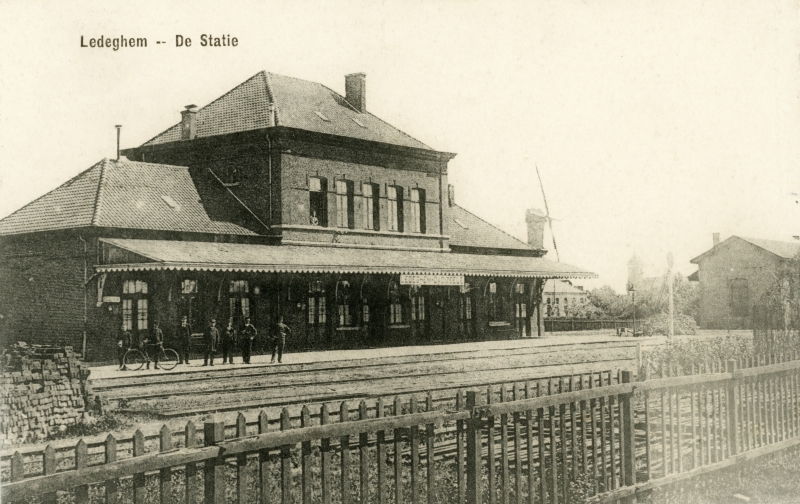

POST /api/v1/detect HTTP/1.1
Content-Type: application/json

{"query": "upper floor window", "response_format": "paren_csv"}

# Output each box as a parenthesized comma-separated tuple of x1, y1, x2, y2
(335, 180, 355, 229)
(309, 177, 328, 227)
(387, 186, 404, 232)
(362, 183, 380, 231)
(409, 188, 426, 233)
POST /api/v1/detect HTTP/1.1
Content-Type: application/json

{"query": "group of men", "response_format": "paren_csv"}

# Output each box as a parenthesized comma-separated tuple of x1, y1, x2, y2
(117, 315, 292, 371)
(177, 315, 291, 367)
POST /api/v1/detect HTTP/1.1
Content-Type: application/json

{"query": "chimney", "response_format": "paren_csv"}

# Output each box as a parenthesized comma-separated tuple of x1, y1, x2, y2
(115, 125, 122, 161)
(525, 208, 547, 249)
(181, 104, 198, 140)
(447, 184, 455, 207)
(345, 73, 366, 113)
(267, 103, 276, 127)
(713, 232, 720, 247)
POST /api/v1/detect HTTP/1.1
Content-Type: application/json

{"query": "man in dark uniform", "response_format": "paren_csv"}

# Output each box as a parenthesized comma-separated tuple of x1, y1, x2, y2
(240, 317, 257, 364)
(221, 318, 237, 364)
(146, 321, 165, 370)
(271, 316, 291, 364)
(117, 330, 131, 370)
(203, 318, 220, 366)
(177, 316, 192, 364)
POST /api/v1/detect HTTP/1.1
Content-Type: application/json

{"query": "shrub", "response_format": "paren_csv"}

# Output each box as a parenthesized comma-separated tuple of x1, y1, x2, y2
(641, 313, 698, 337)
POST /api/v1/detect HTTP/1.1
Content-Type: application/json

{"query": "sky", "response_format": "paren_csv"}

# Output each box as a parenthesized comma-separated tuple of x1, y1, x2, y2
(1, 0, 798, 292)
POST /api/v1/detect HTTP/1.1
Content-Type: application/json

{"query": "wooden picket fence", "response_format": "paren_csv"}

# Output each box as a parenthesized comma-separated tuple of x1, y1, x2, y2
(1, 353, 799, 503)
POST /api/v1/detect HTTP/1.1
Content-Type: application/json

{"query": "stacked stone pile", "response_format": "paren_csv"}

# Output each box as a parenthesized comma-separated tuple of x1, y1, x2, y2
(0, 345, 93, 443)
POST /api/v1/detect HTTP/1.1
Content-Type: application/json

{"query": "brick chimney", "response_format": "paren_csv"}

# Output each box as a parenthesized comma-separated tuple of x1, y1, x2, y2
(526, 208, 547, 249)
(713, 232, 720, 247)
(345, 73, 366, 113)
(181, 104, 198, 140)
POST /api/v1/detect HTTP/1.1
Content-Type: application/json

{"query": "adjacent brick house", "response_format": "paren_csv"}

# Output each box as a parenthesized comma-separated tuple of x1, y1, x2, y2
(689, 235, 800, 329)
(0, 71, 595, 360)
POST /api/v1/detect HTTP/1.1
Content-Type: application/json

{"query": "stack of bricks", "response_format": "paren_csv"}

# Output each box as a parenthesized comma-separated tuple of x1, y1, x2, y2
(0, 345, 93, 443)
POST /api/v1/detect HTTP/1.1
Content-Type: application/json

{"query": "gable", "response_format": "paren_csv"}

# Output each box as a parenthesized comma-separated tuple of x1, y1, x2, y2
(691, 236, 800, 264)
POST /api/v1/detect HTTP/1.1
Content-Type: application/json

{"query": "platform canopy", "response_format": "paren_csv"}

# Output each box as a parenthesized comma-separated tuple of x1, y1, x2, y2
(96, 238, 597, 279)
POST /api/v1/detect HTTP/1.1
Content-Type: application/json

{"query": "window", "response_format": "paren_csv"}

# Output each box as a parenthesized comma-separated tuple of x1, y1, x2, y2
(488, 280, 502, 322)
(411, 287, 425, 321)
(229, 280, 250, 328)
(308, 280, 327, 325)
(409, 188, 426, 233)
(362, 300, 370, 324)
(731, 278, 750, 315)
(309, 177, 328, 227)
(513, 282, 528, 336)
(337, 280, 355, 326)
(362, 183, 380, 231)
(459, 283, 474, 335)
(122, 280, 148, 331)
(336, 180, 355, 229)
(389, 281, 403, 324)
(387, 186, 404, 232)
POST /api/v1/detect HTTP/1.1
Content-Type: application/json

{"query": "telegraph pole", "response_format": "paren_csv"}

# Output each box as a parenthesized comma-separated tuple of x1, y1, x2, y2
(668, 252, 674, 339)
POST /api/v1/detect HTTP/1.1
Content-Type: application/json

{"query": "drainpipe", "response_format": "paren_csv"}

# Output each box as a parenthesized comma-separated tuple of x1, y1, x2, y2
(78, 235, 88, 358)
(438, 165, 444, 250)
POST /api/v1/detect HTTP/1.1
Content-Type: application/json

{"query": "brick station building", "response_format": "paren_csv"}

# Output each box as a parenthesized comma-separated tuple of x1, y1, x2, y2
(0, 71, 594, 361)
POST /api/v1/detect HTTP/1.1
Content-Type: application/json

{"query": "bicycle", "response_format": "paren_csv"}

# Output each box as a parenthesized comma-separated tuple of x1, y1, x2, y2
(123, 342, 179, 371)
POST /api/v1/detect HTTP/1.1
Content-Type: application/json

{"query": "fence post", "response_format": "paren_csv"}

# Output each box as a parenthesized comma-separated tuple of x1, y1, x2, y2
(204, 420, 226, 504)
(620, 371, 636, 504)
(466, 390, 484, 504)
(727, 360, 739, 457)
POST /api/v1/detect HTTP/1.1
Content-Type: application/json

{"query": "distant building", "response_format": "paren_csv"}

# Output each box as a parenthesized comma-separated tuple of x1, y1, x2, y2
(543, 279, 587, 317)
(689, 234, 800, 329)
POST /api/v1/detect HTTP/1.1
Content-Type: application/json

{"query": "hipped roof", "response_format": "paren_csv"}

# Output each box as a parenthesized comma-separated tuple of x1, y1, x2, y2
(142, 72, 431, 150)
(97, 238, 597, 279)
(0, 158, 255, 237)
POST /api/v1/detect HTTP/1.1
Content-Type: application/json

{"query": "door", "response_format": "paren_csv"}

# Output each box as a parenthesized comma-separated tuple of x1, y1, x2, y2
(121, 279, 149, 347)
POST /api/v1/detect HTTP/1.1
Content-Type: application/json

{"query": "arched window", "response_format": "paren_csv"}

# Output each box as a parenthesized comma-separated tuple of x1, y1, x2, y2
(337, 280, 355, 326)
(308, 280, 327, 326)
(389, 280, 403, 324)
(731, 278, 750, 315)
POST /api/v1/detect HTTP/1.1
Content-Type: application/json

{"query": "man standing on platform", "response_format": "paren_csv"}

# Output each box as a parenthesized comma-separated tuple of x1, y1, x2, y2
(177, 316, 192, 365)
(221, 318, 237, 364)
(203, 318, 220, 366)
(271, 316, 291, 364)
(241, 317, 257, 364)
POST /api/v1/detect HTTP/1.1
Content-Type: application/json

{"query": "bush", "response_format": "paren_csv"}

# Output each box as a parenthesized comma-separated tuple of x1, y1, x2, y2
(641, 313, 698, 337)
(641, 334, 753, 377)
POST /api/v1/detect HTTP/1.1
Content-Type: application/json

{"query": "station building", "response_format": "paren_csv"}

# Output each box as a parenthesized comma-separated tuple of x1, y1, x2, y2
(0, 71, 594, 360)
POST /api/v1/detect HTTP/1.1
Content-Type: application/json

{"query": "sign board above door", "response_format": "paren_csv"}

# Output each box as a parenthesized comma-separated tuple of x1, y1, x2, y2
(399, 274, 465, 287)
